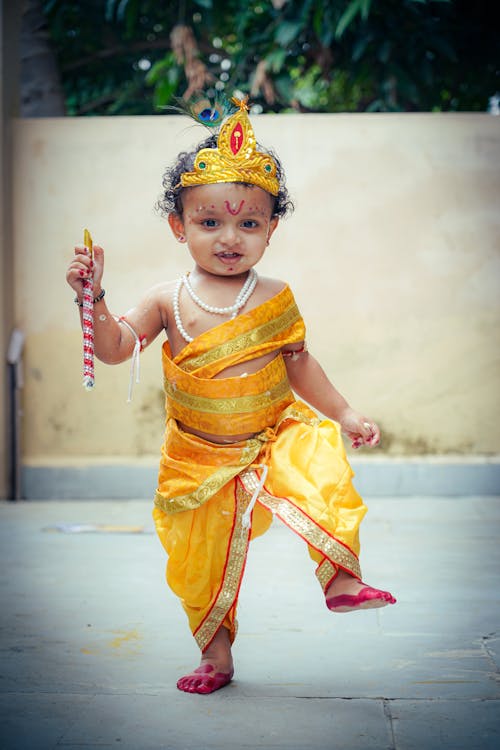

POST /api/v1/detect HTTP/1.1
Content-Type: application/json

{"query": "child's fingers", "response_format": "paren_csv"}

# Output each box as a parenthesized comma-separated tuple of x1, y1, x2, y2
(351, 420, 380, 449)
(74, 244, 91, 257)
(342, 414, 380, 449)
(67, 242, 101, 294)
(91, 245, 104, 266)
(73, 249, 92, 270)
(66, 252, 93, 290)
(69, 259, 92, 276)
(89, 245, 104, 285)
(72, 241, 99, 272)
(74, 243, 101, 260)
(360, 420, 373, 439)
(66, 269, 91, 291)
(369, 424, 381, 446)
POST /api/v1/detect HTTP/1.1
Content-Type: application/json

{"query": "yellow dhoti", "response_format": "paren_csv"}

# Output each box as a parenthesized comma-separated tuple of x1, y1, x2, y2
(153, 286, 366, 651)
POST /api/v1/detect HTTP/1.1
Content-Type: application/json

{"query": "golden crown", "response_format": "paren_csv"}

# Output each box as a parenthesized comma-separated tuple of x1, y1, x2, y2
(180, 97, 279, 196)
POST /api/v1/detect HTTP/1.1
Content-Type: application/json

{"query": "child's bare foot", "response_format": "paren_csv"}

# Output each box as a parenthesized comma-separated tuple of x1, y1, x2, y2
(325, 570, 396, 613)
(177, 626, 234, 694)
(176, 663, 234, 694)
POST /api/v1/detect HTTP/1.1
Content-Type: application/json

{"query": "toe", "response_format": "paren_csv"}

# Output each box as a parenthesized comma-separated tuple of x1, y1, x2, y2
(176, 676, 190, 692)
(177, 674, 199, 692)
(177, 665, 233, 694)
(196, 678, 214, 694)
(176, 668, 216, 694)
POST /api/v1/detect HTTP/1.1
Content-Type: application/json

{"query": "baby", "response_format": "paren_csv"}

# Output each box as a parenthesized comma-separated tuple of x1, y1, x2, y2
(66, 97, 395, 695)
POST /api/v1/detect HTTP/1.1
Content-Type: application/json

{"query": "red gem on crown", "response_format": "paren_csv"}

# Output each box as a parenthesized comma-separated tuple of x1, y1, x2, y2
(230, 123, 243, 155)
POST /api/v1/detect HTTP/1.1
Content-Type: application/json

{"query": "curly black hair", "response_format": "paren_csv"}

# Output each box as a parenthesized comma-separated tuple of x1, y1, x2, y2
(156, 133, 294, 218)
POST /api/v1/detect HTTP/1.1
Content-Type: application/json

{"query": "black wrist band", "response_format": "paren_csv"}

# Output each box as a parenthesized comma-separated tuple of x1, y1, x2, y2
(74, 288, 105, 307)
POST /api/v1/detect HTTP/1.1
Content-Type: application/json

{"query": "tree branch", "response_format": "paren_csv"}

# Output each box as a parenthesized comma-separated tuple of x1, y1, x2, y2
(62, 38, 171, 72)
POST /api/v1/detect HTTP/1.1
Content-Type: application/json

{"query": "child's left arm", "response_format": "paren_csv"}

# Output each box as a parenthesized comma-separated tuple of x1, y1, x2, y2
(283, 348, 380, 449)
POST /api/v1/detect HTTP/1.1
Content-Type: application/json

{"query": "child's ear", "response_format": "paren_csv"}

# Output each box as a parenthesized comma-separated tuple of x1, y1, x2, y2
(168, 212, 185, 242)
(267, 216, 279, 244)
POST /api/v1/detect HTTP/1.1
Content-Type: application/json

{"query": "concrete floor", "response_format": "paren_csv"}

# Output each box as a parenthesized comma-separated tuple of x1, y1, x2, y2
(0, 495, 499, 750)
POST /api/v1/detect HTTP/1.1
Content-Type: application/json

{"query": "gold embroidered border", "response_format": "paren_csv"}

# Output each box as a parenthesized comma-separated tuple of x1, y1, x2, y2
(316, 558, 339, 593)
(164, 375, 292, 415)
(154, 438, 262, 514)
(194, 483, 251, 651)
(180, 303, 303, 373)
(274, 405, 320, 431)
(240, 472, 361, 579)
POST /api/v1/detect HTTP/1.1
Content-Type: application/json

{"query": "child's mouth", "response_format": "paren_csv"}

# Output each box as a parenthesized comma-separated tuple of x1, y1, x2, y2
(216, 252, 242, 264)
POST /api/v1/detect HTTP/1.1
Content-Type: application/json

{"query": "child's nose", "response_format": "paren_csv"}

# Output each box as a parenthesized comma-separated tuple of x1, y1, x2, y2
(220, 224, 238, 244)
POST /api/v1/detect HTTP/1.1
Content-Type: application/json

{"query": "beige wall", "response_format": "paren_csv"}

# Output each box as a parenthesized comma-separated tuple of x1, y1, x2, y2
(12, 113, 500, 467)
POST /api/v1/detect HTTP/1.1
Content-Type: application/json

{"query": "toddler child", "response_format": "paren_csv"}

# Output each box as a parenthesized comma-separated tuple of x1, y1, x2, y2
(66, 97, 396, 695)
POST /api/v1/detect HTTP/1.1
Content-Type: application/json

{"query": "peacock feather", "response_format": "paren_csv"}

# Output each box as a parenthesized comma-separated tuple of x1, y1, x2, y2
(166, 92, 237, 130)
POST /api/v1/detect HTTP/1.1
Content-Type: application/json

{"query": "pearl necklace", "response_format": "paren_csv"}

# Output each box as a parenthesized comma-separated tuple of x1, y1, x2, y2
(173, 270, 258, 343)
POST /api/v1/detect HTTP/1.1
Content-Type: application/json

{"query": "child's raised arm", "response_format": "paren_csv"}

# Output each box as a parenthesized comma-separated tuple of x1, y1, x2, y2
(283, 348, 380, 449)
(66, 243, 167, 364)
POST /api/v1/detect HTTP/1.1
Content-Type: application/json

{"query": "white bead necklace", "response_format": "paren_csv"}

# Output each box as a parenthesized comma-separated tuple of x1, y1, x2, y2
(173, 270, 258, 344)
(183, 270, 257, 316)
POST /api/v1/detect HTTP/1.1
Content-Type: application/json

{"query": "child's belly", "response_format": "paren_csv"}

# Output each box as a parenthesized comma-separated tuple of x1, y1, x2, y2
(212, 351, 278, 379)
(178, 423, 261, 444)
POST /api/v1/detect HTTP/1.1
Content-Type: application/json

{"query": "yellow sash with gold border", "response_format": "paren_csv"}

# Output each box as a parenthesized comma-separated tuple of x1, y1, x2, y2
(162, 284, 305, 437)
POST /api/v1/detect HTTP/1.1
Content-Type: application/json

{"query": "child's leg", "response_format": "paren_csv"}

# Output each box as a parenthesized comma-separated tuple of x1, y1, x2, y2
(176, 624, 234, 694)
(153, 482, 273, 694)
(254, 417, 396, 613)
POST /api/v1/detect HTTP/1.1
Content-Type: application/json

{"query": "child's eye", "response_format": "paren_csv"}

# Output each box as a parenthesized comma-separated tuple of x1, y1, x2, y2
(241, 220, 258, 229)
(202, 218, 218, 228)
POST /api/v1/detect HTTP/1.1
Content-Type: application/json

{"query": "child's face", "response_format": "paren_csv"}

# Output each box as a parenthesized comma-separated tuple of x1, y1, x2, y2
(168, 183, 279, 276)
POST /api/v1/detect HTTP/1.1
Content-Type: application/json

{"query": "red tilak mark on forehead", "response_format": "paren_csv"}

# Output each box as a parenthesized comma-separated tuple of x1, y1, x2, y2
(224, 200, 245, 215)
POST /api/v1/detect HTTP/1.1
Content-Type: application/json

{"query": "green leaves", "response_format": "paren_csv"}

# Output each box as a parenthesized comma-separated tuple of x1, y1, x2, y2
(335, 0, 372, 40)
(43, 0, 497, 115)
(265, 48, 287, 74)
(274, 20, 302, 47)
(145, 53, 180, 108)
